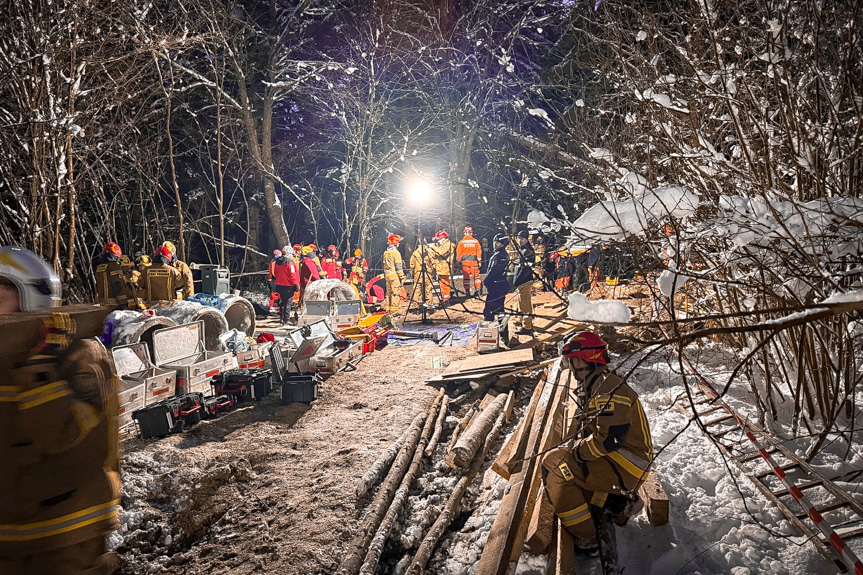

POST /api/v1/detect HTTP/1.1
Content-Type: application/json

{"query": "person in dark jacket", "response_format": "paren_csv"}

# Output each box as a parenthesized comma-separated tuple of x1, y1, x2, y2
(512, 230, 536, 335)
(483, 234, 511, 322)
(272, 248, 300, 324)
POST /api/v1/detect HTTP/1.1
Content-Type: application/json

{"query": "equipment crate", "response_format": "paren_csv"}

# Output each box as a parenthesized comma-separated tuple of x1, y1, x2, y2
(132, 397, 184, 439)
(152, 321, 234, 396)
(212, 368, 273, 402)
(112, 343, 177, 406)
(279, 372, 322, 404)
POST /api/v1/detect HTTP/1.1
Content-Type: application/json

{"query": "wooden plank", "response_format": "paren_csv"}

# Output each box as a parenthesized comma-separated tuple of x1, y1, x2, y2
(553, 520, 575, 575)
(637, 472, 669, 526)
(524, 368, 570, 554)
(503, 390, 515, 423)
(476, 360, 562, 575)
(492, 374, 546, 480)
(442, 348, 535, 376)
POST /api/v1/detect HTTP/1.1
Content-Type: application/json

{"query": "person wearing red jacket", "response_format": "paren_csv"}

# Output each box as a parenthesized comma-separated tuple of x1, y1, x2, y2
(299, 246, 321, 305)
(321, 245, 341, 280)
(272, 250, 300, 324)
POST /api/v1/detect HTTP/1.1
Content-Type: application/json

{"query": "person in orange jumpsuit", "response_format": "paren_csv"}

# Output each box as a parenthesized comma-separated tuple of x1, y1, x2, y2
(456, 226, 482, 296)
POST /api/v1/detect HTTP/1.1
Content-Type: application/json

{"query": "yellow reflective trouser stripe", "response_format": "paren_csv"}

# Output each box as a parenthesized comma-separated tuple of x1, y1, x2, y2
(17, 381, 72, 410)
(558, 503, 591, 527)
(609, 449, 650, 479)
(0, 499, 119, 542)
(0, 385, 20, 402)
(590, 491, 609, 507)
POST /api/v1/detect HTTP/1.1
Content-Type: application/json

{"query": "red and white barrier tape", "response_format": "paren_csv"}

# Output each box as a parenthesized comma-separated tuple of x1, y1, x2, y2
(678, 353, 863, 575)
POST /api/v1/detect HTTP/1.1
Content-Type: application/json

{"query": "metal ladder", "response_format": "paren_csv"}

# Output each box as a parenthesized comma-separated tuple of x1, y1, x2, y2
(675, 355, 863, 575)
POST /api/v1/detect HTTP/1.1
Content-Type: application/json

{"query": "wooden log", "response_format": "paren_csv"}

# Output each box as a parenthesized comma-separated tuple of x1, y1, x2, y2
(475, 360, 562, 575)
(337, 389, 444, 575)
(356, 423, 412, 499)
(406, 406, 509, 574)
(491, 374, 547, 480)
(446, 400, 479, 455)
(359, 389, 445, 575)
(447, 394, 507, 469)
(424, 394, 450, 457)
(638, 472, 669, 526)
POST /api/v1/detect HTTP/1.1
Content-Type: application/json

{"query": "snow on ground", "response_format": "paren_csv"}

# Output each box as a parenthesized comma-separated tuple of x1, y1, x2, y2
(567, 292, 632, 323)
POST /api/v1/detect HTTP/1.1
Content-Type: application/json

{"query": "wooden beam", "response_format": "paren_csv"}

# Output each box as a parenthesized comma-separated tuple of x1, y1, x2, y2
(492, 373, 547, 480)
(476, 360, 562, 575)
(638, 472, 669, 526)
(553, 521, 575, 575)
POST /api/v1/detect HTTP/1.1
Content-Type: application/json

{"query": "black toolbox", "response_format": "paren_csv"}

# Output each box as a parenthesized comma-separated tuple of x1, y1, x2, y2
(132, 396, 184, 439)
(279, 372, 323, 404)
(212, 368, 273, 402)
(201, 394, 234, 418)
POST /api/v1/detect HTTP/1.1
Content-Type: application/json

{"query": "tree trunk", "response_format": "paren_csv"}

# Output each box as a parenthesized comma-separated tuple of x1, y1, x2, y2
(447, 393, 506, 469)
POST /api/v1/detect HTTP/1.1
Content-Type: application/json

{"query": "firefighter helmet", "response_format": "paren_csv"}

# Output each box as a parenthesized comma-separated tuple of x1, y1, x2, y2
(162, 241, 177, 255)
(328, 244, 337, 252)
(0, 246, 62, 311)
(308, 243, 318, 251)
(388, 234, 403, 245)
(103, 242, 122, 259)
(434, 230, 448, 241)
(354, 249, 363, 257)
(135, 254, 152, 266)
(301, 246, 314, 256)
(293, 243, 302, 251)
(561, 331, 609, 365)
(463, 226, 473, 236)
(493, 233, 510, 247)
(273, 249, 282, 257)
(155, 245, 173, 263)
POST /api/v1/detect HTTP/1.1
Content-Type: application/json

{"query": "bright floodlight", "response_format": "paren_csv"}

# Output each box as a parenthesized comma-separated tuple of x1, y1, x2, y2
(407, 180, 432, 206)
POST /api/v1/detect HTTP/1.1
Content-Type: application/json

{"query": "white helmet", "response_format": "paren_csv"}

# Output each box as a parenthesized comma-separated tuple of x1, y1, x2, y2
(0, 246, 62, 310)
(282, 246, 295, 257)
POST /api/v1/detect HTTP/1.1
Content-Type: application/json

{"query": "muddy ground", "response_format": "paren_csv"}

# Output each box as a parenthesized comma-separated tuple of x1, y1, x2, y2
(114, 293, 558, 574)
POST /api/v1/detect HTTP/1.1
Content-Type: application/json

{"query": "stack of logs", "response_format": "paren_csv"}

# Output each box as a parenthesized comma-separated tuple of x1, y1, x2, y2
(338, 385, 516, 575)
(477, 358, 669, 575)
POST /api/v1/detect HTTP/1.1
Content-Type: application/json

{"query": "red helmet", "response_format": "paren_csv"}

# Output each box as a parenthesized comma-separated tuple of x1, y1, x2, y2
(308, 243, 318, 251)
(293, 243, 302, 251)
(561, 331, 609, 365)
(435, 230, 448, 240)
(328, 244, 337, 251)
(388, 234, 403, 245)
(103, 242, 122, 258)
(463, 226, 473, 236)
(273, 249, 282, 257)
(155, 245, 173, 261)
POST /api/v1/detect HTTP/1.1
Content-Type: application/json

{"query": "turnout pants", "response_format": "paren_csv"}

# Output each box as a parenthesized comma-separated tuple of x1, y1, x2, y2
(0, 537, 119, 575)
(438, 275, 451, 301)
(542, 448, 642, 541)
(274, 285, 298, 323)
(461, 262, 481, 295)
(517, 282, 533, 330)
(555, 277, 571, 292)
(385, 274, 402, 313)
(412, 270, 434, 305)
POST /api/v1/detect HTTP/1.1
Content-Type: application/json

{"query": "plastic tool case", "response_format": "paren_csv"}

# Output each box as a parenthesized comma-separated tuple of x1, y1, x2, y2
(152, 321, 234, 396)
(211, 367, 273, 401)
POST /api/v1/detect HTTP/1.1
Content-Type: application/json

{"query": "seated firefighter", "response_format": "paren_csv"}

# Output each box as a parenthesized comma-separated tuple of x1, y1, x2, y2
(542, 330, 653, 553)
(0, 246, 121, 575)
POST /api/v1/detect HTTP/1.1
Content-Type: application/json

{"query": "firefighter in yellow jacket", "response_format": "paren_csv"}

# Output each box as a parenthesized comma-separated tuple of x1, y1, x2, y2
(161, 241, 194, 299)
(142, 246, 189, 302)
(0, 246, 121, 575)
(429, 230, 454, 302)
(382, 234, 406, 314)
(94, 242, 134, 306)
(542, 331, 653, 552)
(409, 243, 434, 308)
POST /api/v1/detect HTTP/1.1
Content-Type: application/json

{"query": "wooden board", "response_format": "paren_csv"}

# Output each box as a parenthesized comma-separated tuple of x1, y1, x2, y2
(442, 348, 535, 377)
(492, 374, 547, 480)
(553, 521, 575, 575)
(638, 472, 669, 526)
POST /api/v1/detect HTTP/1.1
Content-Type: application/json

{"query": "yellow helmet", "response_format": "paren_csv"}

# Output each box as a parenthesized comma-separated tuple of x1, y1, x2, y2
(162, 241, 177, 255)
(354, 249, 362, 257)
(135, 254, 152, 266)
(301, 246, 314, 256)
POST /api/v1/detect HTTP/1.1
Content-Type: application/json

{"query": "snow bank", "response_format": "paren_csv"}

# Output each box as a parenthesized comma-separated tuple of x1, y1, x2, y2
(571, 185, 700, 241)
(567, 292, 631, 323)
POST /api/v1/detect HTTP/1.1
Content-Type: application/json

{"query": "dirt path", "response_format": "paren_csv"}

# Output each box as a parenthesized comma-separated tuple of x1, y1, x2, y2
(116, 339, 475, 574)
